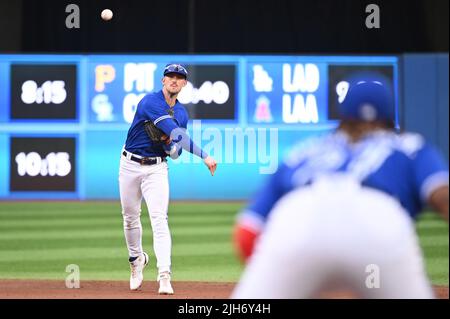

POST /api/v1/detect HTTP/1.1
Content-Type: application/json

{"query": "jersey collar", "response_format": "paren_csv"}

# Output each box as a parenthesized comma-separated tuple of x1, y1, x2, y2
(158, 89, 180, 110)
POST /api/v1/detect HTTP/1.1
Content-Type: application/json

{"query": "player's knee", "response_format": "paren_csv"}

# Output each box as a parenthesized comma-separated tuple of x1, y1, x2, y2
(122, 212, 141, 229)
(123, 219, 141, 229)
(149, 211, 168, 226)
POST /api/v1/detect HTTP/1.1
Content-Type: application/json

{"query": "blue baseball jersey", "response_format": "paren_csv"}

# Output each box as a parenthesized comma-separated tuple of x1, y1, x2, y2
(124, 90, 189, 157)
(241, 131, 449, 229)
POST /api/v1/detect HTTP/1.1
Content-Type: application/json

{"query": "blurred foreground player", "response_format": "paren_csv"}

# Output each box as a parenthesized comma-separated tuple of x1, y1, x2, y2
(232, 73, 449, 299)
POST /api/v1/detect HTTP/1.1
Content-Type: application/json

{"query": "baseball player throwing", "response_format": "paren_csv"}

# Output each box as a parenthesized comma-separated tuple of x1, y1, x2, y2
(232, 73, 449, 298)
(119, 63, 217, 295)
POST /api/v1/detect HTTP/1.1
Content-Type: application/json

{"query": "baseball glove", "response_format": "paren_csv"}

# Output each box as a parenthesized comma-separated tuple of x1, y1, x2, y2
(144, 120, 169, 144)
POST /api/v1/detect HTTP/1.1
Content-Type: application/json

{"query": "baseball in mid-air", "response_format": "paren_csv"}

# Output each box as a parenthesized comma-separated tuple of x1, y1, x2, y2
(101, 9, 113, 21)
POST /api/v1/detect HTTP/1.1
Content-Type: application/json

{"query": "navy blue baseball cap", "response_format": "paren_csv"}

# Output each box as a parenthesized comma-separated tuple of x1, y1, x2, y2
(163, 63, 188, 79)
(339, 72, 394, 123)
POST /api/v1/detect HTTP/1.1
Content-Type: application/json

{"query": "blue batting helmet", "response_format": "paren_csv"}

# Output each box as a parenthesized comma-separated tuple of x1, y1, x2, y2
(339, 72, 395, 122)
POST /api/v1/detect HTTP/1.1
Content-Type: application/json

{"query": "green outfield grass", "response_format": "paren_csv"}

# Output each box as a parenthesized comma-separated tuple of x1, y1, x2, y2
(0, 202, 244, 282)
(0, 202, 448, 285)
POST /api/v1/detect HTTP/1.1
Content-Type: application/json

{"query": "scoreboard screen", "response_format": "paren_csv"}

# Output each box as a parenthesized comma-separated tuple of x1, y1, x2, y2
(10, 137, 76, 191)
(180, 65, 236, 120)
(247, 62, 328, 124)
(10, 64, 77, 120)
(0, 54, 398, 199)
(89, 61, 237, 124)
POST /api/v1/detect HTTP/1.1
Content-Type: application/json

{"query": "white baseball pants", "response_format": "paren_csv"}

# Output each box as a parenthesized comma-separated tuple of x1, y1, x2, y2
(119, 153, 172, 274)
(232, 176, 434, 299)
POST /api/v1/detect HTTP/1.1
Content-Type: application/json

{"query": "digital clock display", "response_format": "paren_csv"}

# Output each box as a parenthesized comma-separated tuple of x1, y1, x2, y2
(10, 64, 77, 120)
(9, 137, 76, 191)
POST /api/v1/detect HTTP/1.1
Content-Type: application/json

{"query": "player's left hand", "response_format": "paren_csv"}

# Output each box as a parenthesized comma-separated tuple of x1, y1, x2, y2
(203, 156, 217, 176)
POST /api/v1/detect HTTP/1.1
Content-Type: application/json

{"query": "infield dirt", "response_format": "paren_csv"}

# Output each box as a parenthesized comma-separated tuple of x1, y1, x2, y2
(0, 280, 448, 299)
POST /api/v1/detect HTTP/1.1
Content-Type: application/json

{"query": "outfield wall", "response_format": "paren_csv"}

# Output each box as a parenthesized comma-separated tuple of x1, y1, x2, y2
(0, 54, 447, 200)
(402, 54, 449, 161)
